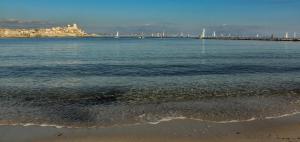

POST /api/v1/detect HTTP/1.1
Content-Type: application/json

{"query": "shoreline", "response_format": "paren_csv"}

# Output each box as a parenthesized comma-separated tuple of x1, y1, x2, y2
(1, 36, 300, 42)
(1, 113, 300, 142)
(0, 35, 96, 39)
(0, 111, 299, 130)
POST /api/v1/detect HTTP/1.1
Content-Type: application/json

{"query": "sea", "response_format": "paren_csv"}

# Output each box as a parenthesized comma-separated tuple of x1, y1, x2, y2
(0, 38, 300, 128)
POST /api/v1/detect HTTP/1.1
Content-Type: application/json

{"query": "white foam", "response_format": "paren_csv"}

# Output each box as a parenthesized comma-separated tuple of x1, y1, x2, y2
(0, 123, 70, 129)
(265, 111, 300, 119)
(148, 116, 187, 125)
(1, 111, 300, 128)
(146, 117, 257, 125)
(145, 111, 300, 125)
(203, 117, 257, 124)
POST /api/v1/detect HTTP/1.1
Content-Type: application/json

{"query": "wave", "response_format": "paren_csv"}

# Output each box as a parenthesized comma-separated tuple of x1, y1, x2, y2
(0, 123, 66, 129)
(1, 111, 300, 129)
(1, 64, 300, 78)
(148, 111, 300, 125)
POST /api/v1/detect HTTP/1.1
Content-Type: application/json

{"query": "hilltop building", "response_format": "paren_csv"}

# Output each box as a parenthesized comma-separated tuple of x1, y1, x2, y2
(0, 24, 89, 38)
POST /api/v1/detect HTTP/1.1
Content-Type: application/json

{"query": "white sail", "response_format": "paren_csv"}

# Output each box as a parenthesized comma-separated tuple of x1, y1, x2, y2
(201, 28, 206, 39)
(285, 32, 289, 39)
(115, 31, 119, 38)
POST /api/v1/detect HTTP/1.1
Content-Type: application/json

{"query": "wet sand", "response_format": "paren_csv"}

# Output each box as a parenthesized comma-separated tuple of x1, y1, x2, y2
(1, 114, 300, 142)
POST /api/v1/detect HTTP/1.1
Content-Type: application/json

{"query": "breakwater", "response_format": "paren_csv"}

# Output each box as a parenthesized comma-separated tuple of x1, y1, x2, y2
(201, 37, 300, 42)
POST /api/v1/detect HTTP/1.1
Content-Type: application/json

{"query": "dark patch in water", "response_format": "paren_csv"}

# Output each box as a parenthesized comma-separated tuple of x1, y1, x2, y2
(54, 107, 95, 123)
(1, 82, 300, 126)
(1, 64, 300, 77)
(1, 81, 300, 106)
(0, 86, 128, 106)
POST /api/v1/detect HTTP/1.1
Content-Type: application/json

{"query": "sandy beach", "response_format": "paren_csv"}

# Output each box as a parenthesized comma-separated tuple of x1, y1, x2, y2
(0, 113, 300, 142)
(1, 0, 300, 142)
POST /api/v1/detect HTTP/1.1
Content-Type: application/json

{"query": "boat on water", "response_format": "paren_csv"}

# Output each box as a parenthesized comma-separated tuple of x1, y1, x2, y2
(138, 32, 145, 39)
(114, 31, 119, 38)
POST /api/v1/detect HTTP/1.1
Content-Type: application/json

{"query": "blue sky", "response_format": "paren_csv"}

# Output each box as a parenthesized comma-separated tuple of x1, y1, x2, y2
(0, 0, 299, 35)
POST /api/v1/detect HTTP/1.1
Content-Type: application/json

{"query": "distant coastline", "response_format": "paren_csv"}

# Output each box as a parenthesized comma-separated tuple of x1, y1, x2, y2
(1, 25, 299, 42)
(0, 24, 96, 38)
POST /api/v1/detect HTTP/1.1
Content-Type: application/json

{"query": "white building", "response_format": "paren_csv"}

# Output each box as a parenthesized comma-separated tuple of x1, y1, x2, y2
(201, 28, 206, 39)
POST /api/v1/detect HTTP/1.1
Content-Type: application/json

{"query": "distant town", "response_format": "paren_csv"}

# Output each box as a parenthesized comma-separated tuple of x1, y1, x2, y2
(0, 24, 299, 41)
(0, 24, 93, 38)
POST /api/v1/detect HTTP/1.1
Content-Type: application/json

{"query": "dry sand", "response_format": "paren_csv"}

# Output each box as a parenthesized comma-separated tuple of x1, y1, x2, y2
(1, 114, 300, 142)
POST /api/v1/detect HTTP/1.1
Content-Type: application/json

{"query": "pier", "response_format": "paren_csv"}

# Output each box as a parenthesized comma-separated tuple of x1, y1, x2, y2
(199, 28, 300, 42)
(201, 36, 300, 42)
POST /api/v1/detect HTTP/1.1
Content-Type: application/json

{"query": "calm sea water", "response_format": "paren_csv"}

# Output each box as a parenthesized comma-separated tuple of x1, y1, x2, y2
(0, 38, 300, 127)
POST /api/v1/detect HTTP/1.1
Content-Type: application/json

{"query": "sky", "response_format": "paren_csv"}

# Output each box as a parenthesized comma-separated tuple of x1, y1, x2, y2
(0, 0, 299, 35)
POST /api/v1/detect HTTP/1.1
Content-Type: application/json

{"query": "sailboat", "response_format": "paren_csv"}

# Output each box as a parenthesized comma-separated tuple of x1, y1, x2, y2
(114, 31, 119, 38)
(138, 32, 145, 39)
(200, 28, 206, 39)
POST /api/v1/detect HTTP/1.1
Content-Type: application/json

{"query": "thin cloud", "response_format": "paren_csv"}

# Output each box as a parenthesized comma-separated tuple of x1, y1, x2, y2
(201, 24, 275, 36)
(92, 23, 179, 34)
(0, 19, 57, 29)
